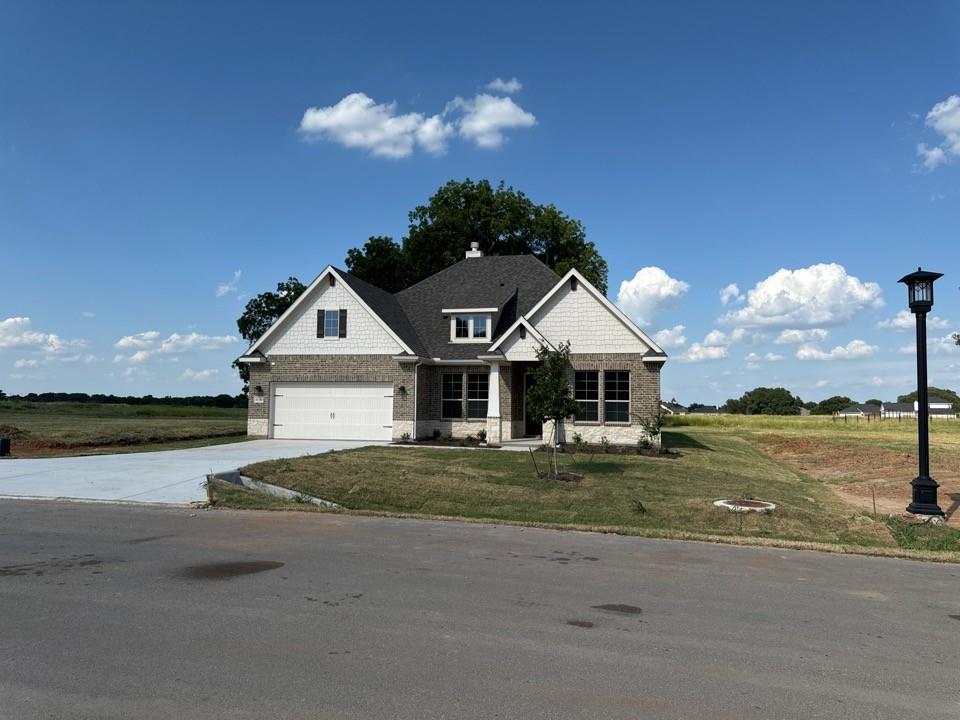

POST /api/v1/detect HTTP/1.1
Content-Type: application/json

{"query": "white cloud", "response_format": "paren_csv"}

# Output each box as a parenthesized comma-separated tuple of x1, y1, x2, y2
(448, 94, 536, 149)
(877, 309, 949, 331)
(81, 311, 96, 319)
(485, 77, 522, 93)
(719, 283, 745, 306)
(179, 368, 219, 382)
(681, 343, 728, 362)
(653, 324, 686, 349)
(14, 358, 38, 368)
(815, 379, 831, 388)
(916, 95, 960, 171)
(703, 328, 746, 347)
(113, 331, 238, 363)
(415, 114, 454, 154)
(774, 328, 829, 344)
(216, 270, 242, 298)
(796, 339, 878, 361)
(764, 352, 785, 361)
(616, 267, 689, 326)
(0, 317, 83, 355)
(899, 333, 960, 356)
(299, 92, 453, 158)
(299, 84, 536, 158)
(115, 331, 160, 350)
(719, 263, 883, 329)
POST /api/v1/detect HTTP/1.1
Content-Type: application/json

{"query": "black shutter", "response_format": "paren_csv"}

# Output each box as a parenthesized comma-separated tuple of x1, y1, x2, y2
(339, 308, 347, 338)
(317, 309, 324, 338)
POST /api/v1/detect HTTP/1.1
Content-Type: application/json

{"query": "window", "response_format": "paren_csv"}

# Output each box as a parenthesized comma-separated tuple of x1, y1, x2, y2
(442, 373, 463, 419)
(467, 373, 488, 418)
(317, 308, 346, 338)
(451, 314, 490, 341)
(604, 370, 630, 422)
(574, 371, 598, 422)
(472, 316, 487, 339)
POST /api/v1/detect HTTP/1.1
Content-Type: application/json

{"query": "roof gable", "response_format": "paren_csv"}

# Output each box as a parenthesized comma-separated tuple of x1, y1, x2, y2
(245, 267, 415, 356)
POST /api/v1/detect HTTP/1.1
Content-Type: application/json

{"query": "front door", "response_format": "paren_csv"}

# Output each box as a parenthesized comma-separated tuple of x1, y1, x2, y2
(523, 372, 541, 437)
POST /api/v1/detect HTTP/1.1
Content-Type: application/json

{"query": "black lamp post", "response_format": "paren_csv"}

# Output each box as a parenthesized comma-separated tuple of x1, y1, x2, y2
(898, 267, 945, 517)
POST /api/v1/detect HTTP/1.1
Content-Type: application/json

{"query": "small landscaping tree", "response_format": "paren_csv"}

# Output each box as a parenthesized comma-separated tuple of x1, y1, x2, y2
(526, 341, 579, 478)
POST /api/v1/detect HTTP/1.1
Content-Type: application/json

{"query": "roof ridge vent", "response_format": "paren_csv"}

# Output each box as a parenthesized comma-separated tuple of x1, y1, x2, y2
(465, 241, 483, 259)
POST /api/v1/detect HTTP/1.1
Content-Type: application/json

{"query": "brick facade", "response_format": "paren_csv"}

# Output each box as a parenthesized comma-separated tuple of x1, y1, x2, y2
(246, 353, 661, 444)
(246, 355, 415, 439)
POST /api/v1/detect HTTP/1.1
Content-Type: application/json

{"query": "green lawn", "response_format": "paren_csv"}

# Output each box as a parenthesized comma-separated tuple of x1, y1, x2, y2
(0, 401, 247, 457)
(215, 424, 960, 560)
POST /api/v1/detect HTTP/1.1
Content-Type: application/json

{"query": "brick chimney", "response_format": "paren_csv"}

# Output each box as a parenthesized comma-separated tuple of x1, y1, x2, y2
(465, 241, 483, 259)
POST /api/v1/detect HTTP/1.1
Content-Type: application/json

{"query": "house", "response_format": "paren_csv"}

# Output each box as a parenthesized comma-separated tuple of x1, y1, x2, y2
(836, 403, 881, 417)
(881, 402, 915, 418)
(660, 400, 687, 415)
(688, 405, 720, 415)
(237, 245, 667, 445)
(881, 397, 958, 419)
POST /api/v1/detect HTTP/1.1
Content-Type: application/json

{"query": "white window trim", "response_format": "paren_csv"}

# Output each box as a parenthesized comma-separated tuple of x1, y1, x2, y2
(449, 314, 492, 343)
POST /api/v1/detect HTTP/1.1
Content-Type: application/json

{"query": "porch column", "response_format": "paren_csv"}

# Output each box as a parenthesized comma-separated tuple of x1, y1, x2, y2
(486, 362, 502, 444)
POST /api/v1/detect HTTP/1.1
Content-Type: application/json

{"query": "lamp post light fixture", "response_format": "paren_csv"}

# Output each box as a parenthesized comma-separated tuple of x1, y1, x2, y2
(898, 267, 945, 518)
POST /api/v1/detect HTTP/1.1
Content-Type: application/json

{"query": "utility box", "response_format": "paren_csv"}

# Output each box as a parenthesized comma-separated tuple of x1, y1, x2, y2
(0, 437, 10, 457)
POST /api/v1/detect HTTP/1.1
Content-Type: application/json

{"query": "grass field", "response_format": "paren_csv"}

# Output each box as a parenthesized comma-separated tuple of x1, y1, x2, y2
(209, 415, 960, 559)
(0, 400, 247, 457)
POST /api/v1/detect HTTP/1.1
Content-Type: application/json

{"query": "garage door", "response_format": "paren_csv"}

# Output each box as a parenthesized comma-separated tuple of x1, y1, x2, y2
(272, 382, 393, 441)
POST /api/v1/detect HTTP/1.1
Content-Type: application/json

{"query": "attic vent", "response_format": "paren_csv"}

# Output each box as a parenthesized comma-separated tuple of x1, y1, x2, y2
(571, 277, 578, 291)
(329, 275, 336, 287)
(465, 241, 483, 259)
(520, 326, 526, 340)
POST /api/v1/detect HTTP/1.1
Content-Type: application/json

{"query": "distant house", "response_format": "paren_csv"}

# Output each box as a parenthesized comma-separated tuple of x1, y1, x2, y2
(881, 397, 957, 420)
(688, 405, 720, 415)
(836, 403, 881, 417)
(660, 401, 687, 415)
(881, 402, 915, 418)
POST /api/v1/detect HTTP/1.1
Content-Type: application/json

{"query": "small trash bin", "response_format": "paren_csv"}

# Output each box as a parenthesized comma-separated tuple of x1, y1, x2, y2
(0, 437, 10, 457)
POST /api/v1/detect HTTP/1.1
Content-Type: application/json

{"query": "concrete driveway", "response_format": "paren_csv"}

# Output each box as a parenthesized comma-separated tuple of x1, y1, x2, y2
(0, 439, 377, 504)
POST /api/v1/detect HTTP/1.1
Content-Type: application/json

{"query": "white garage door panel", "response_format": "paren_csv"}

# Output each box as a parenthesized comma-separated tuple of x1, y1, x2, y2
(272, 383, 393, 441)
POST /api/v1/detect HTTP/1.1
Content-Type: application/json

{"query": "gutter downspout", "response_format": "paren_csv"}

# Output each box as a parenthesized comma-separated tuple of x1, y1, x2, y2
(413, 359, 422, 440)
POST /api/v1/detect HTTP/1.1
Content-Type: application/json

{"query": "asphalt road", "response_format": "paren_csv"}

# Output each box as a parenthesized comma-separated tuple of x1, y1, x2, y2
(1, 501, 958, 720)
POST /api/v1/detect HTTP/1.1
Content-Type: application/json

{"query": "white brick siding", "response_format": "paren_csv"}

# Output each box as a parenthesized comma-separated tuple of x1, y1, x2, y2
(529, 285, 651, 354)
(260, 278, 403, 355)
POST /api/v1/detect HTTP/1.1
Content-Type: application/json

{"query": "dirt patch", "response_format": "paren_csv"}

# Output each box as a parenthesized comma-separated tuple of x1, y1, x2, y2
(567, 620, 595, 628)
(757, 434, 960, 526)
(176, 561, 284, 580)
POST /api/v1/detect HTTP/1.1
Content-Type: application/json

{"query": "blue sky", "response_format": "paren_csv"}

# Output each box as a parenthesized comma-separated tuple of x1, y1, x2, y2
(2, 1, 959, 403)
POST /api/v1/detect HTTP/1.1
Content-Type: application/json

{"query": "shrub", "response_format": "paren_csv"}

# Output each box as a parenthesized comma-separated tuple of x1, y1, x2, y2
(600, 435, 610, 452)
(432, 429, 441, 440)
(477, 429, 487, 443)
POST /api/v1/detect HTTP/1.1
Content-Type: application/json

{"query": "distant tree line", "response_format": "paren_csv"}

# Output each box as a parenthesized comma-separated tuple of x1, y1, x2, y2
(710, 386, 959, 416)
(1, 392, 247, 408)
